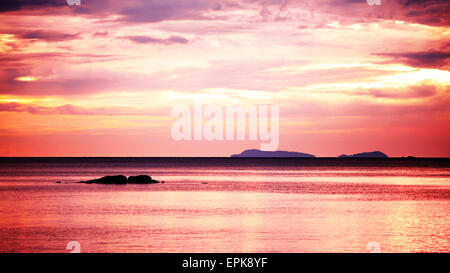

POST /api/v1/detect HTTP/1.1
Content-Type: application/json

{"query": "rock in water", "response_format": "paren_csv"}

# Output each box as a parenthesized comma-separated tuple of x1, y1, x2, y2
(80, 175, 128, 184)
(128, 175, 159, 184)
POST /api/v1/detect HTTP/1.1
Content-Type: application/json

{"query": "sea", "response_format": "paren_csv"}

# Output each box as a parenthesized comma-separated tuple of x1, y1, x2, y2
(0, 157, 449, 253)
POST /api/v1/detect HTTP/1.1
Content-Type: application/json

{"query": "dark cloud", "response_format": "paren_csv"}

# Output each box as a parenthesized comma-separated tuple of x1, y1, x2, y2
(0, 0, 65, 12)
(121, 35, 189, 45)
(0, 0, 243, 25)
(111, 0, 239, 23)
(400, 0, 450, 26)
(254, 0, 450, 27)
(92, 31, 109, 38)
(0, 0, 448, 27)
(375, 50, 450, 69)
(59, 0, 236, 23)
(16, 30, 81, 42)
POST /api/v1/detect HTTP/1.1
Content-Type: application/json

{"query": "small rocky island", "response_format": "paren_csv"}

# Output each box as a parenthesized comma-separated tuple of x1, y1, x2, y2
(78, 175, 161, 184)
(338, 151, 388, 158)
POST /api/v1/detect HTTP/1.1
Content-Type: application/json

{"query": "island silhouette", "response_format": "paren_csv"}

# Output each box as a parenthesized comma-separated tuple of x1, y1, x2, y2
(231, 149, 315, 158)
(338, 151, 388, 158)
(231, 149, 388, 158)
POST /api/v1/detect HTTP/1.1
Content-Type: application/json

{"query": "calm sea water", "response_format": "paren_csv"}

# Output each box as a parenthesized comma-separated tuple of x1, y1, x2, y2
(0, 158, 449, 253)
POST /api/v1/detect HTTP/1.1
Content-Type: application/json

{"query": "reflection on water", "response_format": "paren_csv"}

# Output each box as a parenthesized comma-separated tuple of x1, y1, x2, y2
(0, 158, 449, 252)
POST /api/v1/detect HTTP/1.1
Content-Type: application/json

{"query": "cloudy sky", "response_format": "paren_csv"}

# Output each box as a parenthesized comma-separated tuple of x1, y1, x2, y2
(0, 0, 449, 156)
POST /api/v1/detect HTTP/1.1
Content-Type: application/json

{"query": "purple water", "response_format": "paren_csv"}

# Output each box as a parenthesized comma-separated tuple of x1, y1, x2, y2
(0, 158, 449, 252)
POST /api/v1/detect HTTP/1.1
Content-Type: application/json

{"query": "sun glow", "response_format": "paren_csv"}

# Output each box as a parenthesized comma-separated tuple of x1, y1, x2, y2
(377, 68, 450, 86)
(15, 76, 38, 82)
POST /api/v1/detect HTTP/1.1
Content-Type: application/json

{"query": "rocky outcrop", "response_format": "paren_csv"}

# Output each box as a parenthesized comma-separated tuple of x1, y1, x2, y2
(79, 175, 160, 184)
(128, 175, 159, 184)
(79, 175, 128, 184)
(231, 149, 315, 158)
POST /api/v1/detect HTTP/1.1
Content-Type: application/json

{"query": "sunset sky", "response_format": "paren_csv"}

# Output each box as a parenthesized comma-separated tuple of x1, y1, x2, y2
(0, 0, 449, 157)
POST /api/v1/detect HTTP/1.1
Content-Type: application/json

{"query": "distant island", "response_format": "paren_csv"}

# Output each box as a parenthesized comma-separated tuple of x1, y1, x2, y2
(231, 149, 316, 158)
(230, 149, 389, 158)
(338, 151, 388, 158)
(77, 175, 162, 184)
